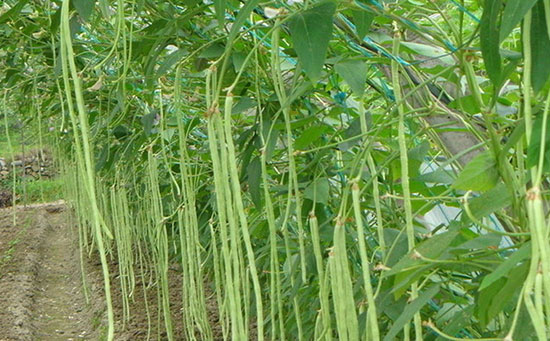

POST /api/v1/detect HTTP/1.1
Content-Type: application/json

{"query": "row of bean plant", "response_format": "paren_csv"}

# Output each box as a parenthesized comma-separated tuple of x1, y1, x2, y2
(3, 0, 550, 339)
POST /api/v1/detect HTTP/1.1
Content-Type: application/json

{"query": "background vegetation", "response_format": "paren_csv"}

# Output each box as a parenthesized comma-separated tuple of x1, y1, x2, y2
(2, 0, 550, 339)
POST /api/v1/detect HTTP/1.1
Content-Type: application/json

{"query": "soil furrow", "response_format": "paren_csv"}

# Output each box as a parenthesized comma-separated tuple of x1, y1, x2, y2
(0, 204, 99, 340)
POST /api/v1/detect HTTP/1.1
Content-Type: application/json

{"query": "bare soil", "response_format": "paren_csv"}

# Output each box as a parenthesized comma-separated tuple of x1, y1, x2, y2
(0, 202, 101, 340)
(0, 202, 223, 340)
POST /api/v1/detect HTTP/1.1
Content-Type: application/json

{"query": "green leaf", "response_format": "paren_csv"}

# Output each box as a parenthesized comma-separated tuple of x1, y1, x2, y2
(141, 112, 157, 136)
(294, 125, 328, 150)
(408, 140, 430, 161)
(384, 224, 461, 278)
(304, 178, 330, 205)
(461, 182, 512, 223)
(214, 0, 225, 29)
(438, 305, 475, 340)
(479, 242, 530, 291)
(335, 59, 367, 96)
(383, 285, 440, 341)
(501, 119, 525, 154)
(351, 9, 374, 39)
(156, 48, 188, 77)
(530, 2, 550, 93)
(232, 52, 246, 72)
(226, 0, 261, 46)
(73, 0, 95, 22)
(448, 94, 483, 115)
(199, 43, 225, 58)
(289, 1, 337, 80)
(247, 157, 263, 210)
(477, 262, 529, 327)
(0, 0, 29, 24)
(453, 152, 499, 192)
(452, 233, 501, 250)
(383, 229, 409, 267)
(527, 113, 550, 171)
(183, 0, 202, 5)
(414, 168, 454, 184)
(98, 0, 110, 19)
(232, 97, 257, 114)
(499, 0, 538, 42)
(400, 42, 454, 65)
(480, 0, 503, 86)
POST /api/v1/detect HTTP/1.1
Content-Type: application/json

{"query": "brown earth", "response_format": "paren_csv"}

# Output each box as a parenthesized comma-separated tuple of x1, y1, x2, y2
(0, 203, 223, 340)
(0, 202, 101, 340)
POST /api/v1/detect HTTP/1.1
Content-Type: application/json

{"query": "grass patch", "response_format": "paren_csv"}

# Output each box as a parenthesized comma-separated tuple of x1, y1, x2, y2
(15, 177, 63, 205)
(0, 141, 44, 161)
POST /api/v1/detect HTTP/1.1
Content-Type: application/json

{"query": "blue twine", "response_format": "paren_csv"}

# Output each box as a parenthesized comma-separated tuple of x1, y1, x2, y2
(448, 0, 480, 23)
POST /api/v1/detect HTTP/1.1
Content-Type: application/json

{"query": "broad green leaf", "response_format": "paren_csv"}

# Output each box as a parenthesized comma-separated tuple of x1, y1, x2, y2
(499, 0, 538, 42)
(335, 60, 367, 96)
(480, 0, 502, 86)
(408, 140, 430, 161)
(448, 94, 483, 115)
(232, 52, 246, 72)
(384, 225, 461, 277)
(232, 97, 257, 114)
(289, 1, 337, 80)
(530, 2, 550, 93)
(477, 262, 529, 327)
(161, 128, 176, 142)
(338, 118, 362, 151)
(453, 151, 499, 192)
(247, 157, 262, 210)
(156, 48, 188, 77)
(383, 285, 440, 341)
(479, 242, 530, 290)
(141, 112, 157, 136)
(400, 42, 454, 65)
(199, 43, 225, 58)
(383, 228, 409, 267)
(304, 178, 330, 204)
(461, 182, 512, 223)
(351, 9, 374, 39)
(294, 125, 328, 150)
(73, 0, 95, 22)
(415, 168, 454, 184)
(438, 306, 475, 340)
(511, 300, 537, 338)
(113, 125, 130, 140)
(452, 233, 501, 250)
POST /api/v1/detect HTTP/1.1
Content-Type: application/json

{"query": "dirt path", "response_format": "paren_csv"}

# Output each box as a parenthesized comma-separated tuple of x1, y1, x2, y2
(0, 202, 101, 340)
(0, 202, 224, 340)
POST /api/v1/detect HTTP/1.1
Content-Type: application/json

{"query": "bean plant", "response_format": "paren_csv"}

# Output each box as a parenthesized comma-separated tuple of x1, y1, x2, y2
(2, 0, 550, 340)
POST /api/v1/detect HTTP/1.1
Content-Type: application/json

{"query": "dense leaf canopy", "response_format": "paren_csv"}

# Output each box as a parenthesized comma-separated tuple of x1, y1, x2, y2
(2, 0, 550, 339)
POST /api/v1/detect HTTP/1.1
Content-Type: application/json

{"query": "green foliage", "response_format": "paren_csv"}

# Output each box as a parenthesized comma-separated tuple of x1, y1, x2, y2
(289, 1, 336, 80)
(16, 178, 63, 205)
(530, 1, 550, 93)
(480, 0, 502, 85)
(453, 152, 499, 192)
(499, 0, 538, 42)
(334, 59, 367, 96)
(2, 0, 550, 339)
